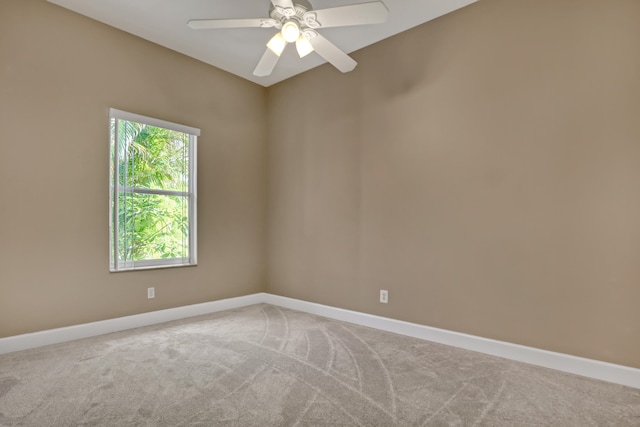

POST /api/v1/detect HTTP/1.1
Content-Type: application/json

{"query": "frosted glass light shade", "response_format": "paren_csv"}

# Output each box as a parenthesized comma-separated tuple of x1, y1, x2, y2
(281, 21, 300, 43)
(266, 33, 286, 56)
(295, 37, 314, 58)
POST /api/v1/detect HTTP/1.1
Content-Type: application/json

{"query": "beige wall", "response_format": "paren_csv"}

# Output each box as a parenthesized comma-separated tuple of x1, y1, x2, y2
(267, 0, 640, 368)
(0, 0, 267, 337)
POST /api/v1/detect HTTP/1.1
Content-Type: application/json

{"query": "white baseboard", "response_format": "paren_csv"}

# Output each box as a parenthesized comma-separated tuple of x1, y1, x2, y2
(1, 292, 638, 389)
(0, 293, 264, 355)
(262, 294, 640, 390)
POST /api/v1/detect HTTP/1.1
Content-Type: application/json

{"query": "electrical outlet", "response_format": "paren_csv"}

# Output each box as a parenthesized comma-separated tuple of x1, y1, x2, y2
(380, 289, 388, 304)
(147, 287, 155, 299)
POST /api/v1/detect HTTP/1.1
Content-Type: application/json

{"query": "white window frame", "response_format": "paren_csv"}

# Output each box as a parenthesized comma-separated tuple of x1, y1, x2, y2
(109, 108, 199, 272)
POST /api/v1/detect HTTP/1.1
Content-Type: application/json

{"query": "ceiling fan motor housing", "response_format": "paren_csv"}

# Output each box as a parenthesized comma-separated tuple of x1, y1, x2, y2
(270, 0, 318, 30)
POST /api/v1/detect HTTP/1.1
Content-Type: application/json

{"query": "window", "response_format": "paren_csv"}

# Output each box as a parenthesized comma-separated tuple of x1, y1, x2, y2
(109, 108, 198, 271)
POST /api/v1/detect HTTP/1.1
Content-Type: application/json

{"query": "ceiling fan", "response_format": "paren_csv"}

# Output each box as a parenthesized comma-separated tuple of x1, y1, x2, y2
(187, 0, 389, 77)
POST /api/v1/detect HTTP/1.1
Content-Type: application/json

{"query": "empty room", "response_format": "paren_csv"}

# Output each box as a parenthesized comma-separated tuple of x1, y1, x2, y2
(1, 0, 639, 425)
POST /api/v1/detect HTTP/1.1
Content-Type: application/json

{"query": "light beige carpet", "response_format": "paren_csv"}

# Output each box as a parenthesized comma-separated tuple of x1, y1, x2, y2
(0, 304, 638, 426)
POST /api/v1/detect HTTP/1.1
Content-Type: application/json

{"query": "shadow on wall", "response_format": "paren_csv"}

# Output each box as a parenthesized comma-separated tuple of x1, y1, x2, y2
(360, 13, 469, 98)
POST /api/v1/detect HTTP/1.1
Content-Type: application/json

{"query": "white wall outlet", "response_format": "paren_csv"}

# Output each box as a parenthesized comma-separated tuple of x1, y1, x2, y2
(147, 287, 155, 299)
(380, 289, 388, 304)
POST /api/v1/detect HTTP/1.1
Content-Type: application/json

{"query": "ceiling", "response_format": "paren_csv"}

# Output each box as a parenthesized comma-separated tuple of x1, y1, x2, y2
(47, 0, 478, 87)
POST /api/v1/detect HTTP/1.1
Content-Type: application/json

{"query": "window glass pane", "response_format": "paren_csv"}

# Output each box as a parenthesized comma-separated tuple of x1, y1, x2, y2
(117, 193, 189, 262)
(116, 120, 189, 192)
(110, 109, 197, 272)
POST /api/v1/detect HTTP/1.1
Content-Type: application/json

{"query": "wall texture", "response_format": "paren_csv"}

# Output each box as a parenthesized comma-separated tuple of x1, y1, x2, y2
(267, 0, 640, 367)
(0, 0, 267, 337)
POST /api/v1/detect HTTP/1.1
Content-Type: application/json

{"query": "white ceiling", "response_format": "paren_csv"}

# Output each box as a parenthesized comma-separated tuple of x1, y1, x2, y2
(47, 0, 478, 87)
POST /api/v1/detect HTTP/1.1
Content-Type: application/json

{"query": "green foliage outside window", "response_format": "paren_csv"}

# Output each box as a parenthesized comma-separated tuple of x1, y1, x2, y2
(111, 119, 191, 263)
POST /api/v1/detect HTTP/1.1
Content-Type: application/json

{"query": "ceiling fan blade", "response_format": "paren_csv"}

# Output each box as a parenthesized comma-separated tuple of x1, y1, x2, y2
(304, 1, 388, 29)
(253, 48, 281, 77)
(308, 33, 357, 73)
(187, 18, 276, 30)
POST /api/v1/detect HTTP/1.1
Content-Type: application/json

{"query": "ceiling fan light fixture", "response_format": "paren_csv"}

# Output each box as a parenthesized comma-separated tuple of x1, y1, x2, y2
(281, 20, 300, 43)
(295, 36, 314, 58)
(266, 32, 286, 56)
(188, 0, 390, 78)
